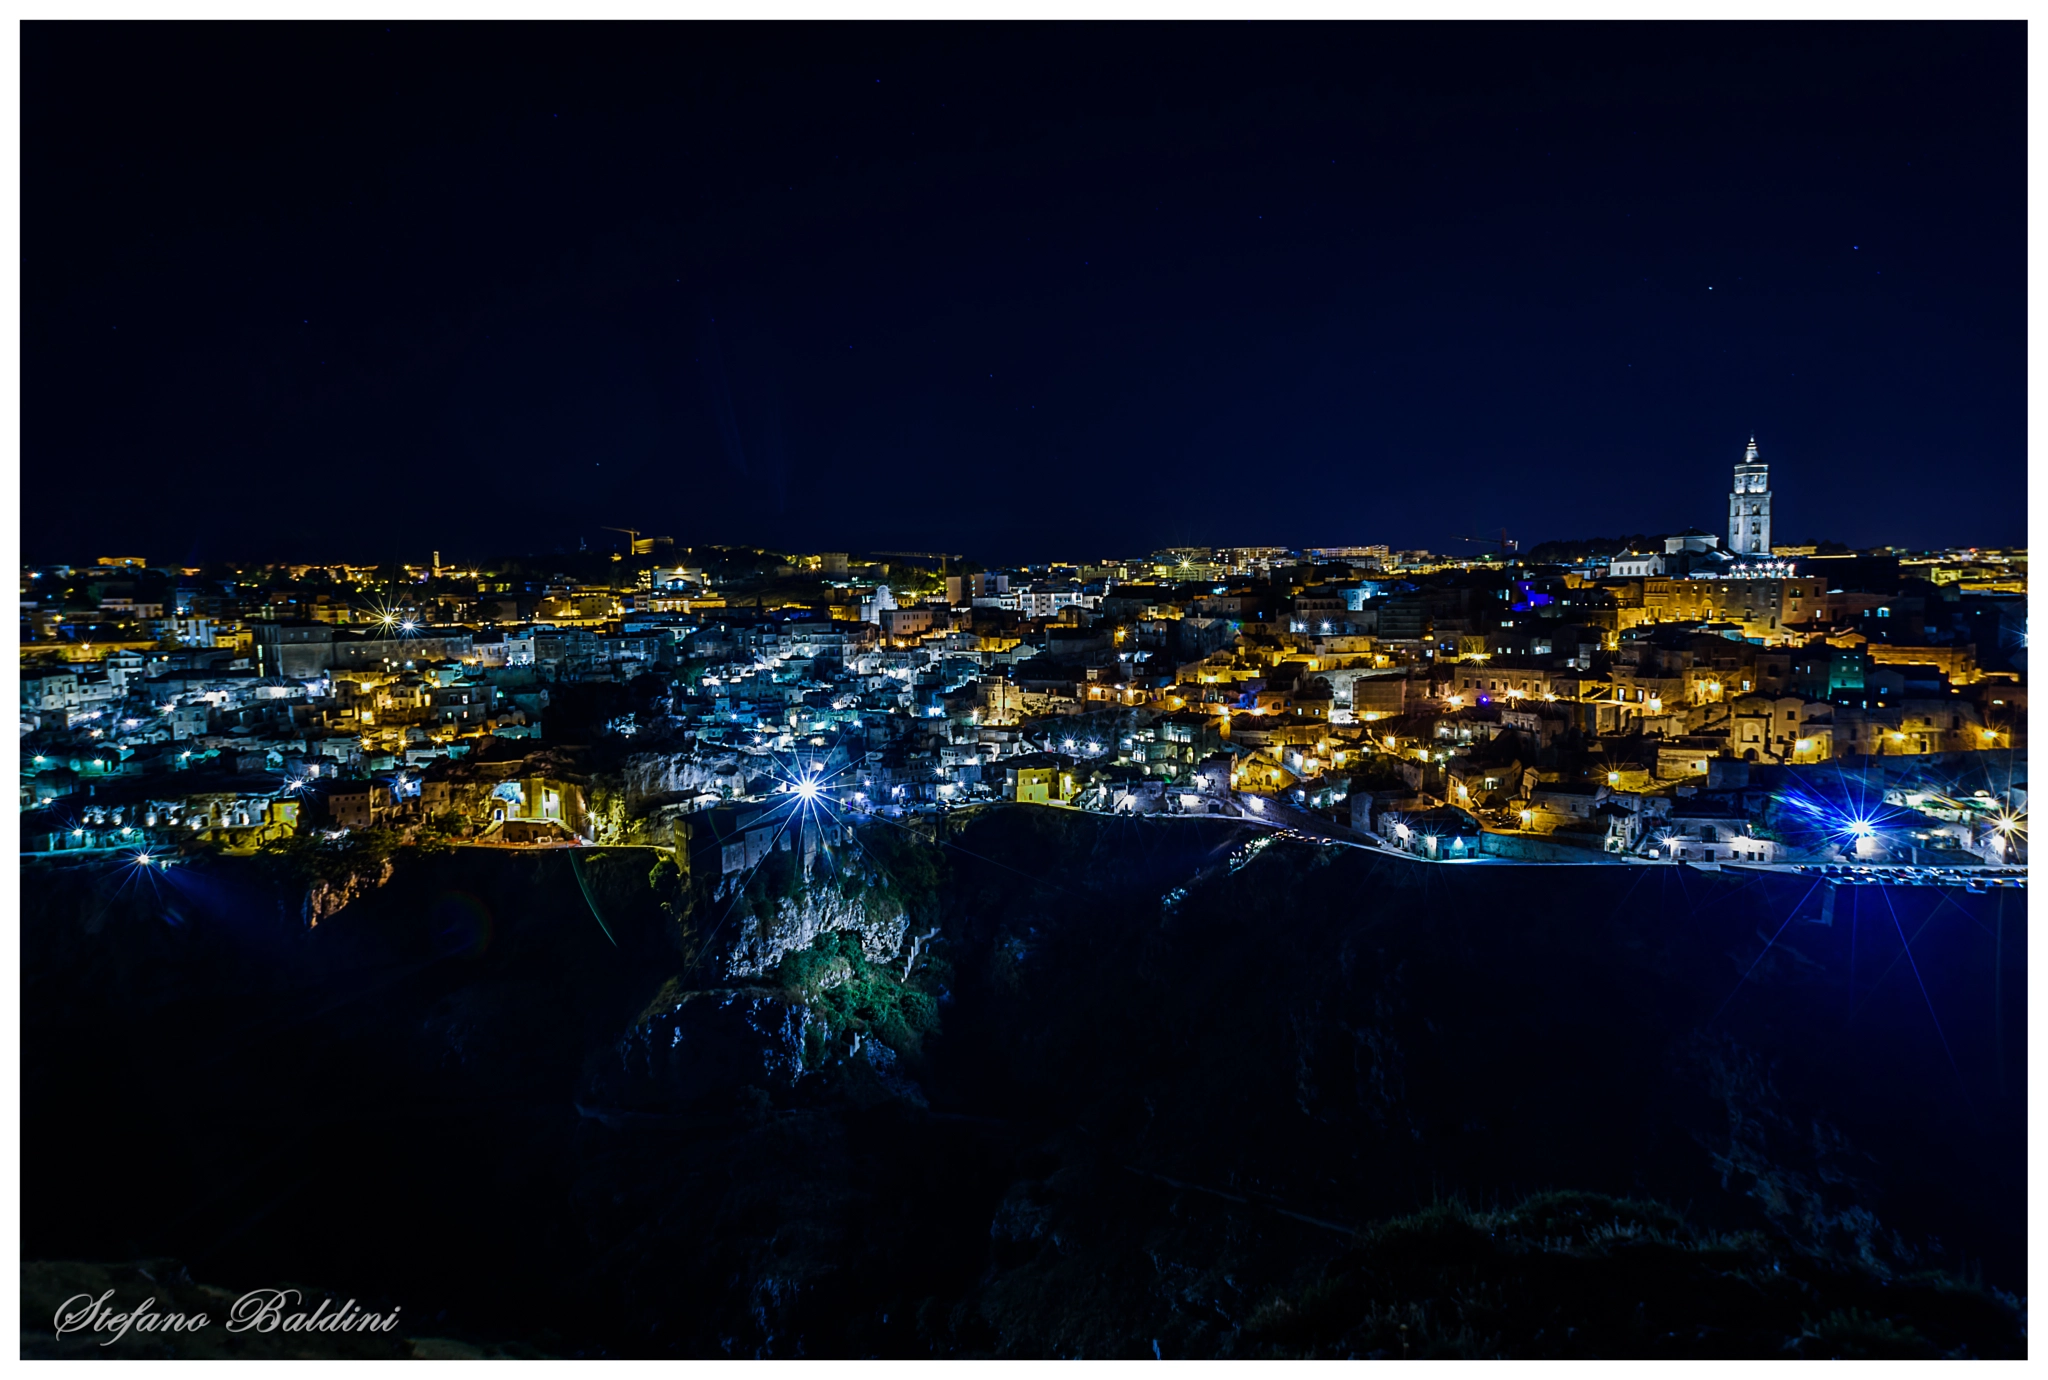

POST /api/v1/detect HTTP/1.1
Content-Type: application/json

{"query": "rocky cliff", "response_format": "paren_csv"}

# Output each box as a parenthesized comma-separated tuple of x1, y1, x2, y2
(20, 808, 2027, 1357)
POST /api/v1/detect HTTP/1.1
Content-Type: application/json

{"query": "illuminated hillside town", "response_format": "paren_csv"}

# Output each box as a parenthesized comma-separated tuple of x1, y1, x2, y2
(21, 443, 2025, 887)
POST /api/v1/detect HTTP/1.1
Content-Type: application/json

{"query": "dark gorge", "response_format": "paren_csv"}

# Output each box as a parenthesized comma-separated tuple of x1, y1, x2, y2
(20, 809, 2027, 1358)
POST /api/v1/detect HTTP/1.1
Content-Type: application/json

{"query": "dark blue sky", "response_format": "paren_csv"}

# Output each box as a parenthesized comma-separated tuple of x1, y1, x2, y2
(24, 22, 2025, 566)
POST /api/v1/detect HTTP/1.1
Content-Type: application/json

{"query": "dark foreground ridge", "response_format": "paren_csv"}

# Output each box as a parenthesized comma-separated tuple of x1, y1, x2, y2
(24, 1186, 2022, 1360)
(21, 807, 2026, 1357)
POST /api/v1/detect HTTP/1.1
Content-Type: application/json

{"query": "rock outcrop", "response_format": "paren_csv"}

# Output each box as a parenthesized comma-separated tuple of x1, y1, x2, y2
(723, 883, 911, 980)
(587, 987, 816, 1116)
(617, 752, 748, 811)
(301, 854, 396, 927)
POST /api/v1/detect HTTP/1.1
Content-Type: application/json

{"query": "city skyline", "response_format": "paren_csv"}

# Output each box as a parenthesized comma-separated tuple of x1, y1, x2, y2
(25, 437, 2013, 575)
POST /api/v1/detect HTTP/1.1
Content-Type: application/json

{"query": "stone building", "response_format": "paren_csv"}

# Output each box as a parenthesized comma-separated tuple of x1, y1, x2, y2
(1728, 436, 1772, 556)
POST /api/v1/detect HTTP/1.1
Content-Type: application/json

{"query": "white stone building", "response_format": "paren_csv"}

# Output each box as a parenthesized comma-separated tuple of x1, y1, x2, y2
(1728, 437, 1772, 556)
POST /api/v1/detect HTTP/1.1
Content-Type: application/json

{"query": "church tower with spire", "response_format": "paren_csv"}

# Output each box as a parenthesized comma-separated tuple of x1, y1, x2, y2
(1728, 437, 1771, 556)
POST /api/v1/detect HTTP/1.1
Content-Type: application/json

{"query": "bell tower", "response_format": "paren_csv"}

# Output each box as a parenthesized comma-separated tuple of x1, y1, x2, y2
(1728, 437, 1771, 556)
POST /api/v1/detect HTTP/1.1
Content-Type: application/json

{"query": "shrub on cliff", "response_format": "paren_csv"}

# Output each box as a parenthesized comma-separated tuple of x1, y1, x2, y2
(258, 824, 453, 888)
(777, 929, 941, 1064)
(259, 827, 406, 885)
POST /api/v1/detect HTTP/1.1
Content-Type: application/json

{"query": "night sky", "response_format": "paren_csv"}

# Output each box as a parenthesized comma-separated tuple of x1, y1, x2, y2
(24, 22, 2025, 567)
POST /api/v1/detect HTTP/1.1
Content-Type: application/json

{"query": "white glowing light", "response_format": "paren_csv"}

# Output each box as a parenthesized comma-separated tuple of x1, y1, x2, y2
(796, 774, 822, 802)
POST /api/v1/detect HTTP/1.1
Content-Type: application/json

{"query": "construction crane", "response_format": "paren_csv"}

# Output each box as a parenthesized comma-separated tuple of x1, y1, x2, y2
(1455, 528, 1519, 559)
(871, 550, 965, 577)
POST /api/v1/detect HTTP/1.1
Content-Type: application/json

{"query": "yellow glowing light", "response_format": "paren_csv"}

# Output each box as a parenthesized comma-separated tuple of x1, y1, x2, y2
(1608, 772, 1621, 784)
